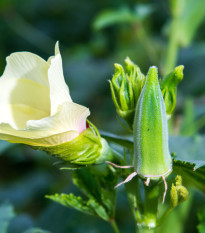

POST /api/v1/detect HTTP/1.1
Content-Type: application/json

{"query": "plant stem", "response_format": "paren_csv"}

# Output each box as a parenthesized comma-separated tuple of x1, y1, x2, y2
(110, 220, 120, 233)
(162, 16, 180, 75)
(135, 23, 158, 65)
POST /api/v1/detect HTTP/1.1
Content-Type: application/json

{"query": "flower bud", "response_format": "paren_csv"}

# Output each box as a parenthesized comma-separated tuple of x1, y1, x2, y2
(176, 185, 189, 204)
(133, 66, 172, 179)
(170, 175, 189, 208)
(110, 57, 145, 128)
(160, 65, 184, 116)
(170, 184, 178, 208)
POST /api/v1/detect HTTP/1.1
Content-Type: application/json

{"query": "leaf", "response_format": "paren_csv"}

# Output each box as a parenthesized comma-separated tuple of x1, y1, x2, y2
(100, 130, 133, 149)
(173, 159, 205, 191)
(93, 4, 153, 31)
(46, 193, 95, 216)
(23, 228, 51, 233)
(0, 202, 15, 233)
(93, 8, 137, 31)
(197, 206, 205, 233)
(47, 166, 118, 222)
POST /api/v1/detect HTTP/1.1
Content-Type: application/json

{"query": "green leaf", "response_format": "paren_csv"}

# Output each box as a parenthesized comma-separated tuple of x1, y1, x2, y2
(0, 202, 15, 233)
(93, 8, 137, 31)
(23, 228, 51, 233)
(47, 166, 118, 222)
(93, 5, 153, 31)
(46, 193, 95, 216)
(173, 159, 205, 191)
(197, 206, 205, 233)
(100, 131, 133, 149)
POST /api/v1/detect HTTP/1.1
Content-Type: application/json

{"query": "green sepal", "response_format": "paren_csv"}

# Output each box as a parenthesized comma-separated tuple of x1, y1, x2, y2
(110, 57, 145, 128)
(31, 127, 101, 165)
(160, 65, 184, 116)
(133, 66, 172, 179)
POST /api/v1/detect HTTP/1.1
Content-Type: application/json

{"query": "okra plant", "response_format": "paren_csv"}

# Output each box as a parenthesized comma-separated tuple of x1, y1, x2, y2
(0, 42, 204, 233)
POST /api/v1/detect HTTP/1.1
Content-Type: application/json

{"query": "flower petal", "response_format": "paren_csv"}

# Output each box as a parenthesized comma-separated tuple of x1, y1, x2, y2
(0, 102, 90, 146)
(1, 52, 49, 87)
(0, 77, 50, 129)
(48, 51, 72, 115)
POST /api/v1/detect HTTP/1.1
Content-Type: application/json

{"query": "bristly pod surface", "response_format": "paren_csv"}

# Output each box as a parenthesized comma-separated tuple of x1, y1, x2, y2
(133, 66, 172, 180)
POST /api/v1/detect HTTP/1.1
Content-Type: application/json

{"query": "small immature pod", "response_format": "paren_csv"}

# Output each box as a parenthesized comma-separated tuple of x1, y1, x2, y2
(133, 66, 172, 179)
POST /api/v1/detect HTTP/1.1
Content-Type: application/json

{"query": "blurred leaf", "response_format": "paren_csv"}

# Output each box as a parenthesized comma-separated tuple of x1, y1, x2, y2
(93, 8, 136, 31)
(0, 202, 15, 233)
(93, 4, 153, 31)
(23, 228, 51, 233)
(0, 141, 14, 155)
(198, 206, 205, 233)
(174, 0, 205, 46)
(180, 98, 196, 135)
(100, 131, 133, 149)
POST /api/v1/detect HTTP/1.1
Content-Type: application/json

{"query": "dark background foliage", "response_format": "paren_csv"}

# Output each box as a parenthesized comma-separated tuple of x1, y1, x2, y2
(0, 0, 204, 233)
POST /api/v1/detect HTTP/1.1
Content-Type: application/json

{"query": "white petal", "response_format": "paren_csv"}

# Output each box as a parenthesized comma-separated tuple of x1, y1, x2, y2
(1, 52, 49, 87)
(47, 41, 60, 64)
(27, 102, 90, 135)
(0, 77, 50, 129)
(48, 53, 72, 115)
(0, 102, 90, 146)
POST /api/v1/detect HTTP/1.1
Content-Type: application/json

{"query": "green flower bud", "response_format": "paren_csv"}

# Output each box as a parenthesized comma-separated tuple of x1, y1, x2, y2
(176, 185, 189, 204)
(170, 184, 178, 208)
(133, 66, 172, 179)
(175, 175, 182, 186)
(32, 124, 119, 167)
(110, 57, 145, 128)
(170, 175, 189, 208)
(160, 65, 184, 116)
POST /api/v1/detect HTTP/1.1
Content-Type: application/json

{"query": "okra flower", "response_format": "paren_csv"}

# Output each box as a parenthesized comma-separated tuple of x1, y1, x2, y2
(0, 42, 90, 147)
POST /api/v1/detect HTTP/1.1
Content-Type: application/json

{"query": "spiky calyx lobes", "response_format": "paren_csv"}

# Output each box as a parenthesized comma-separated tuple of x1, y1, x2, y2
(109, 57, 145, 128)
(133, 66, 172, 179)
(160, 65, 184, 116)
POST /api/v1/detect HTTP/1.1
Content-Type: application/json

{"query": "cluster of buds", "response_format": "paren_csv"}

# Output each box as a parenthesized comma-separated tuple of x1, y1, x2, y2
(110, 58, 184, 128)
(160, 65, 184, 116)
(170, 175, 189, 208)
(109, 57, 145, 128)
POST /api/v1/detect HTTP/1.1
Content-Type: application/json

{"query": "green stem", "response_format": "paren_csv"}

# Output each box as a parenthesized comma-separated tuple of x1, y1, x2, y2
(110, 220, 120, 233)
(157, 208, 172, 227)
(125, 176, 142, 223)
(163, 17, 179, 75)
(135, 23, 158, 65)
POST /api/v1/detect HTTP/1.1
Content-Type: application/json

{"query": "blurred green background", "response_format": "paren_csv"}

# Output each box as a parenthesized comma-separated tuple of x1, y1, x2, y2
(0, 0, 204, 233)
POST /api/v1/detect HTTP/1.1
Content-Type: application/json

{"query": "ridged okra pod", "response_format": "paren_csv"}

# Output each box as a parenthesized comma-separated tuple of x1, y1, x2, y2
(133, 66, 172, 179)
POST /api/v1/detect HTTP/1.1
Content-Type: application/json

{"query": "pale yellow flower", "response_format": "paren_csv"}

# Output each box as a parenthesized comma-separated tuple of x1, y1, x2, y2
(0, 42, 90, 146)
